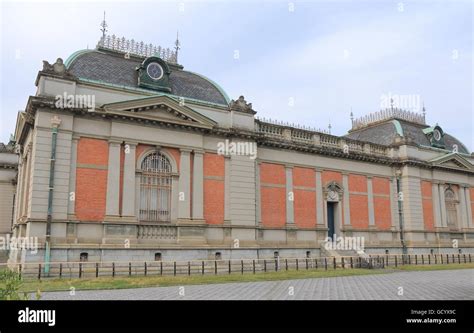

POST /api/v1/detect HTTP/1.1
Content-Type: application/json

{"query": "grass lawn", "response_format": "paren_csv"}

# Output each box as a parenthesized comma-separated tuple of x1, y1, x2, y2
(16, 263, 474, 294)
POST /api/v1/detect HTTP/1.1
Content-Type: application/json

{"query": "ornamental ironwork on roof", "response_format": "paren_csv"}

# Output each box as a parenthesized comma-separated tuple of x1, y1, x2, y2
(97, 35, 178, 63)
(351, 108, 426, 131)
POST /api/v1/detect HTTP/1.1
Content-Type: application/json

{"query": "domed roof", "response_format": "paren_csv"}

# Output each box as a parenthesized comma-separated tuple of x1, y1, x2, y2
(65, 49, 230, 106)
(345, 117, 469, 154)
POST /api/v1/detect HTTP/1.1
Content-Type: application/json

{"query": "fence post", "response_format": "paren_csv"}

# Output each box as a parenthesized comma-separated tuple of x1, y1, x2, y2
(228, 260, 231, 274)
(253, 260, 255, 274)
(160, 261, 163, 276)
(79, 263, 82, 278)
(173, 261, 177, 276)
(333, 257, 336, 269)
(112, 262, 115, 277)
(275, 259, 278, 272)
(457, 254, 460, 264)
(463, 254, 466, 264)
(38, 264, 41, 280)
(341, 257, 345, 269)
(315, 258, 318, 269)
(19, 264, 22, 280)
(452, 254, 455, 264)
(446, 254, 449, 264)
(264, 259, 267, 272)
(296, 259, 299, 271)
(144, 262, 147, 276)
(188, 261, 191, 276)
(129, 262, 132, 276)
(214, 261, 217, 275)
(428, 255, 431, 265)
(242, 260, 244, 274)
(395, 256, 397, 267)
(421, 254, 424, 265)
(324, 258, 328, 270)
(415, 254, 417, 265)
(285, 259, 288, 271)
(350, 257, 353, 269)
(59, 263, 62, 279)
(306, 258, 309, 270)
(202, 261, 205, 275)
(469, 254, 472, 263)
(96, 262, 99, 278)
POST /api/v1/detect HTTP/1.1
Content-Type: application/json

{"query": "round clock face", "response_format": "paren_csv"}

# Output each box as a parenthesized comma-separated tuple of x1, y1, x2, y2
(146, 62, 163, 80)
(433, 129, 441, 141)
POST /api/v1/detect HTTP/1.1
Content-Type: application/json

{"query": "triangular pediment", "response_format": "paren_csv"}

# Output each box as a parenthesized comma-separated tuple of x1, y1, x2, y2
(429, 153, 474, 171)
(101, 95, 217, 129)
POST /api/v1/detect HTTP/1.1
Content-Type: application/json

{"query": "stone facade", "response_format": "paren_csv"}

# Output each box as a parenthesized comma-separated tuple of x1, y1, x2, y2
(7, 39, 474, 265)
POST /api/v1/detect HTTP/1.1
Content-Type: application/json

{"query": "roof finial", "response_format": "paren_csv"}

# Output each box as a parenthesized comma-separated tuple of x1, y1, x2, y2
(390, 98, 394, 111)
(328, 119, 332, 134)
(174, 31, 181, 63)
(350, 107, 354, 126)
(100, 11, 108, 40)
(422, 102, 426, 122)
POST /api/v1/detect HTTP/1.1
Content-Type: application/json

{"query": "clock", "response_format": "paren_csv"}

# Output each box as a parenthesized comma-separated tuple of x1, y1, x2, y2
(146, 62, 163, 80)
(433, 129, 442, 141)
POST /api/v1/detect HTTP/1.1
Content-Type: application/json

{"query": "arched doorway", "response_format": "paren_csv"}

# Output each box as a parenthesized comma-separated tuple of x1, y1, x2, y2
(324, 181, 343, 240)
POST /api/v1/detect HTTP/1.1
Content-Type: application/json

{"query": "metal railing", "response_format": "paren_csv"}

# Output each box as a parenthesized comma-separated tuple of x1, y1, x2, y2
(1, 253, 471, 281)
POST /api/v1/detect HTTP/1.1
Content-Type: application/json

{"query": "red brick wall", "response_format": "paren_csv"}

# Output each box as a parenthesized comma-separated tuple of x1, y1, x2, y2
(348, 174, 368, 229)
(293, 167, 316, 228)
(203, 153, 224, 224)
(260, 163, 286, 227)
(75, 138, 108, 221)
(373, 177, 391, 230)
(421, 180, 434, 231)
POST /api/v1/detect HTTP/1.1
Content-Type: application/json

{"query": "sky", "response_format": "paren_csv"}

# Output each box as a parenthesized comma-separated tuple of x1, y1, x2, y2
(0, 0, 472, 150)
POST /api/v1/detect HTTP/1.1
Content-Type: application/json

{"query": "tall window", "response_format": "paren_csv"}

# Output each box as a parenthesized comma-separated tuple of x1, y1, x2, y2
(445, 187, 458, 230)
(139, 152, 172, 222)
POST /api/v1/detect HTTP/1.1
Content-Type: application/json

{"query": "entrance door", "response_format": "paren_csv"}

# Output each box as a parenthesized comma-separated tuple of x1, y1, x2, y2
(327, 202, 335, 239)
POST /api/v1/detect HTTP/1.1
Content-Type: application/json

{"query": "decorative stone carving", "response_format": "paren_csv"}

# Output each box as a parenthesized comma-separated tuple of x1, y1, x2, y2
(324, 181, 343, 202)
(229, 96, 256, 114)
(42, 58, 74, 78)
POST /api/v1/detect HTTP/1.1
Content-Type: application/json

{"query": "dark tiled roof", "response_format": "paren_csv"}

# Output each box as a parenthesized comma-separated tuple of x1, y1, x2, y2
(345, 120, 469, 154)
(67, 50, 229, 106)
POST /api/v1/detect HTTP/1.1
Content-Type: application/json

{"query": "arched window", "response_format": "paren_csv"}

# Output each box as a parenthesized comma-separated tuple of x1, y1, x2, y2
(139, 152, 172, 222)
(445, 187, 458, 230)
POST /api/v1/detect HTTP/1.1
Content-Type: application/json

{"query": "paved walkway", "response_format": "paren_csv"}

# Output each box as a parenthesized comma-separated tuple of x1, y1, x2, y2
(38, 269, 474, 300)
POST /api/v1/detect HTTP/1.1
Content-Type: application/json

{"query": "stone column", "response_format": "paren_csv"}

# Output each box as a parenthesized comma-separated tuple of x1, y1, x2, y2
(105, 140, 121, 217)
(465, 187, 473, 228)
(439, 184, 447, 227)
(342, 174, 351, 226)
(255, 161, 261, 226)
(122, 142, 137, 218)
(178, 148, 191, 220)
(367, 176, 375, 226)
(192, 149, 204, 220)
(315, 169, 324, 226)
(67, 138, 78, 217)
(458, 185, 468, 229)
(285, 166, 294, 225)
(224, 156, 231, 223)
(432, 182, 442, 228)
